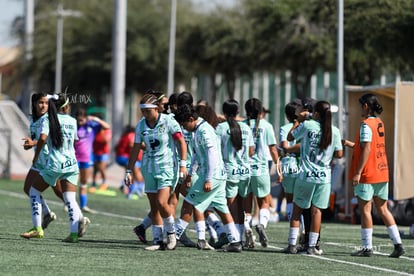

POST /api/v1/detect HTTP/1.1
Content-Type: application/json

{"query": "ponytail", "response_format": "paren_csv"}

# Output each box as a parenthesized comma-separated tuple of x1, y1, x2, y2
(314, 101, 332, 151)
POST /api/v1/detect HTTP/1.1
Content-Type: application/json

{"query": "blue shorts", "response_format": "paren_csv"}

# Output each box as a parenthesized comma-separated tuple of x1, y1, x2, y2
(115, 156, 141, 168)
(78, 161, 93, 169)
(94, 154, 109, 162)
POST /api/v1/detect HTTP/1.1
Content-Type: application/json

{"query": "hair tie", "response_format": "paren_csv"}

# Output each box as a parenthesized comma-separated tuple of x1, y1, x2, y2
(47, 94, 59, 100)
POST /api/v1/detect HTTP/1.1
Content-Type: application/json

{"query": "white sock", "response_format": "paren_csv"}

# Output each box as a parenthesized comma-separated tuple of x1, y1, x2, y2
(29, 186, 42, 228)
(224, 222, 241, 243)
(288, 227, 300, 245)
(163, 215, 176, 234)
(195, 220, 206, 240)
(40, 196, 51, 216)
(63, 191, 81, 234)
(175, 218, 189, 239)
(244, 214, 252, 231)
(387, 225, 402, 244)
(207, 213, 224, 235)
(141, 214, 152, 229)
(308, 232, 319, 247)
(259, 208, 270, 228)
(286, 202, 293, 221)
(361, 228, 373, 249)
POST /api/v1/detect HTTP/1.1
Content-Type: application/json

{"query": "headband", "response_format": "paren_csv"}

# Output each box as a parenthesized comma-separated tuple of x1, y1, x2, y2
(157, 94, 165, 101)
(140, 103, 158, 109)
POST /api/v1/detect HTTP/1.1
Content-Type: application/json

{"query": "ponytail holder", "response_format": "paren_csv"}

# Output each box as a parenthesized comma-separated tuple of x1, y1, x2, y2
(47, 94, 59, 100)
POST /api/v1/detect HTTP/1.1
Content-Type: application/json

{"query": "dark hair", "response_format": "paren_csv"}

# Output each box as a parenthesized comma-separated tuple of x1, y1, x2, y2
(223, 99, 242, 151)
(302, 97, 316, 113)
(168, 93, 178, 106)
(140, 93, 159, 106)
(244, 98, 262, 137)
(75, 108, 87, 118)
(174, 104, 198, 124)
(314, 101, 332, 151)
(285, 101, 301, 123)
(195, 104, 219, 129)
(31, 92, 48, 121)
(47, 97, 64, 149)
(177, 91, 194, 107)
(359, 93, 383, 115)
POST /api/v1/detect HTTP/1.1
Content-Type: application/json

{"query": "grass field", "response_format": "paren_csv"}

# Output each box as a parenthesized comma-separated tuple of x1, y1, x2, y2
(0, 179, 413, 276)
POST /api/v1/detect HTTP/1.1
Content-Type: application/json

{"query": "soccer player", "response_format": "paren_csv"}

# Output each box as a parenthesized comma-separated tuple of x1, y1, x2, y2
(125, 93, 188, 251)
(216, 99, 255, 248)
(20, 94, 89, 242)
(22, 93, 63, 230)
(174, 104, 243, 252)
(74, 108, 110, 213)
(282, 101, 343, 255)
(343, 93, 405, 258)
(243, 98, 280, 248)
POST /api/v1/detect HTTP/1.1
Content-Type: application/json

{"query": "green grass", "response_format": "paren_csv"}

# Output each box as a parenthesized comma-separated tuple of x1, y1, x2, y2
(0, 179, 413, 276)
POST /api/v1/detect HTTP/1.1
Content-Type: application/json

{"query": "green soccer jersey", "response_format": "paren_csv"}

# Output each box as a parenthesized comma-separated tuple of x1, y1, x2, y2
(216, 120, 254, 182)
(191, 118, 226, 181)
(40, 113, 78, 173)
(134, 113, 182, 174)
(30, 114, 49, 169)
(243, 118, 277, 176)
(291, 120, 342, 184)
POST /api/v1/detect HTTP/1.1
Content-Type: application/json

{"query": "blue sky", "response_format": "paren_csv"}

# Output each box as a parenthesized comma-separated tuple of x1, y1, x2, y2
(0, 0, 23, 47)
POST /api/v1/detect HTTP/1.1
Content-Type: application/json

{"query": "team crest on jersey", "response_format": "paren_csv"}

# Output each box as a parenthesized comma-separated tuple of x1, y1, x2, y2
(158, 124, 165, 133)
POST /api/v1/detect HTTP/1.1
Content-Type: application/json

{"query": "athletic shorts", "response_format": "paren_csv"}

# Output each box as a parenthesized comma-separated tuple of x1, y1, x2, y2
(185, 176, 229, 214)
(40, 169, 79, 187)
(226, 178, 250, 198)
(94, 154, 109, 162)
(354, 182, 388, 201)
(78, 161, 93, 169)
(115, 156, 141, 168)
(250, 175, 271, 198)
(293, 179, 330, 209)
(142, 168, 175, 193)
(282, 176, 297, 194)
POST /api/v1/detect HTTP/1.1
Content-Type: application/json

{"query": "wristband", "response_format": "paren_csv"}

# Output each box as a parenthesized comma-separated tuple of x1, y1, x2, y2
(179, 160, 187, 167)
(125, 169, 132, 174)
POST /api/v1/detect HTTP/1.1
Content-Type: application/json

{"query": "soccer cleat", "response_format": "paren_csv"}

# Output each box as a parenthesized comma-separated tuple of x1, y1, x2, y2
(351, 248, 373, 257)
(223, 242, 242, 253)
(179, 232, 196, 247)
(196, 239, 215, 250)
(81, 206, 97, 214)
(42, 212, 57, 230)
(166, 232, 177, 250)
(255, 224, 268, 248)
(213, 232, 229, 249)
(208, 237, 218, 247)
(20, 227, 44, 239)
(145, 241, 165, 251)
(296, 243, 309, 254)
(281, 244, 297, 254)
(307, 246, 323, 255)
(78, 216, 91, 238)
(62, 233, 79, 243)
(389, 244, 405, 258)
(99, 183, 108, 191)
(245, 229, 255, 249)
(133, 225, 147, 244)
